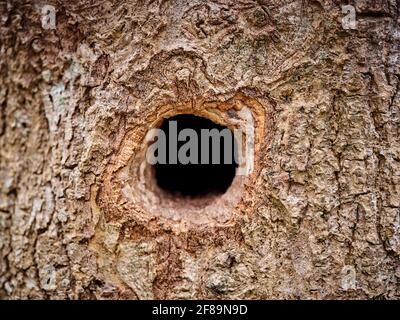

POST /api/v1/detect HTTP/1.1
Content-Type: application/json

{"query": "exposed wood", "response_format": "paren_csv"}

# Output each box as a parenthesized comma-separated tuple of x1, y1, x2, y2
(0, 0, 399, 299)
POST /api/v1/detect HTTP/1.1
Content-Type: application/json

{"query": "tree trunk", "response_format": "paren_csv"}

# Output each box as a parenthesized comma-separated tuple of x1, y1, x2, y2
(1, 0, 399, 299)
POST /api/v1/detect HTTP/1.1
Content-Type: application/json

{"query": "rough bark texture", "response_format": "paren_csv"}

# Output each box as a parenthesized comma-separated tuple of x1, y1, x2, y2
(0, 0, 400, 299)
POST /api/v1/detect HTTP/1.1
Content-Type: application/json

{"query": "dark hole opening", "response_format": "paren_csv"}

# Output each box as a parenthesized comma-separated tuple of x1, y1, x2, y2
(153, 114, 238, 197)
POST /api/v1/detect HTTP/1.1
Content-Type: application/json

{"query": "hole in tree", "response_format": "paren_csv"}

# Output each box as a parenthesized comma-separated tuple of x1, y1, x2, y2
(152, 114, 238, 198)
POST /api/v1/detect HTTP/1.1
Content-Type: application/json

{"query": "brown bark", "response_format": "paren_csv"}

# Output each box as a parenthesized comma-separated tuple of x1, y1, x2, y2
(0, 0, 399, 299)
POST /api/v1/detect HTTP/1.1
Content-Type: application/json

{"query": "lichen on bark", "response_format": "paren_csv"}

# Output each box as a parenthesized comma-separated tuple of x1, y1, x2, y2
(0, 0, 399, 299)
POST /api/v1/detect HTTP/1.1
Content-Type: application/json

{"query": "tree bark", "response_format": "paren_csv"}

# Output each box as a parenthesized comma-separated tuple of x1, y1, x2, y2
(0, 0, 399, 299)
